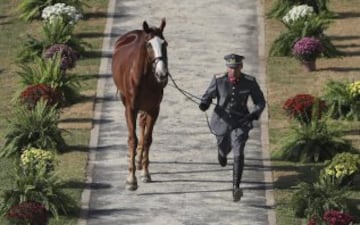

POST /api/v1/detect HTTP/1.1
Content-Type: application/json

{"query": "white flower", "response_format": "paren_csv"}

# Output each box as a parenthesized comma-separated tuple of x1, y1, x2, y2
(41, 3, 82, 25)
(282, 4, 314, 25)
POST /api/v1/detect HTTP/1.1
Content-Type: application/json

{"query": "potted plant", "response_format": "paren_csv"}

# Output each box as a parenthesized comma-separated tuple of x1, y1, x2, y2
(292, 36, 324, 72)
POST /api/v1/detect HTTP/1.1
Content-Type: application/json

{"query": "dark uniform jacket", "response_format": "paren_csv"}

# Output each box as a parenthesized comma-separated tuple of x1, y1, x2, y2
(200, 72, 266, 135)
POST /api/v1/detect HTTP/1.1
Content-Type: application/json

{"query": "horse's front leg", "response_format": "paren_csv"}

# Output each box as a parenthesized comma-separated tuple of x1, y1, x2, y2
(141, 107, 160, 183)
(137, 112, 146, 170)
(125, 106, 138, 191)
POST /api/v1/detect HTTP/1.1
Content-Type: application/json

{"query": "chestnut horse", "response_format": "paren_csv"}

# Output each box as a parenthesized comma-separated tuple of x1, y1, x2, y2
(112, 18, 169, 191)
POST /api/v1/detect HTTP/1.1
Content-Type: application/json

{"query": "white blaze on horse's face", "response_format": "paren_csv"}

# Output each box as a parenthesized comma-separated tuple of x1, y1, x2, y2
(148, 36, 169, 83)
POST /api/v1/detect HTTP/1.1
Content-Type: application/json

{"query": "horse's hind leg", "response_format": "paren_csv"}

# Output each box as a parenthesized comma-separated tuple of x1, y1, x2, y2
(124, 106, 138, 191)
(141, 107, 160, 183)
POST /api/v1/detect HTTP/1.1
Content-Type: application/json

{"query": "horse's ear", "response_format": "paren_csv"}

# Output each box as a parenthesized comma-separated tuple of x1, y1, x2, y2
(160, 18, 166, 32)
(143, 21, 150, 33)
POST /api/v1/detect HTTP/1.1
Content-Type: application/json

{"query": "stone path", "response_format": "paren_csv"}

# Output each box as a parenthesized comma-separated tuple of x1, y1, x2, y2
(78, 0, 276, 224)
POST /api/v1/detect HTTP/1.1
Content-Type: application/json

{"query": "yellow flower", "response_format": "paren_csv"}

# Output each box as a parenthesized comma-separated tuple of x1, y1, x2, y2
(20, 148, 56, 173)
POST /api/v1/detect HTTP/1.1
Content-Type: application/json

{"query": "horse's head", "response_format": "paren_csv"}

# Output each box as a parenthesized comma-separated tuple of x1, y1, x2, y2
(143, 18, 169, 86)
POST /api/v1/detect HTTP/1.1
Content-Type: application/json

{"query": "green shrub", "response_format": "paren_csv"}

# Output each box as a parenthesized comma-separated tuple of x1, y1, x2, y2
(269, 15, 340, 58)
(272, 117, 352, 162)
(0, 101, 65, 158)
(291, 180, 349, 219)
(323, 80, 360, 121)
(18, 55, 81, 105)
(0, 166, 76, 219)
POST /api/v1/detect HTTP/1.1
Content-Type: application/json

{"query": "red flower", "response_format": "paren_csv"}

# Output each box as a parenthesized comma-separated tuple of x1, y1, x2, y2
(6, 201, 48, 225)
(283, 94, 327, 124)
(20, 83, 64, 110)
(323, 210, 354, 225)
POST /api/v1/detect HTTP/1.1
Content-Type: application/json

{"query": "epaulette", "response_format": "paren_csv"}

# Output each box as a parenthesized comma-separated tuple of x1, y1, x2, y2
(214, 73, 226, 79)
(243, 74, 255, 81)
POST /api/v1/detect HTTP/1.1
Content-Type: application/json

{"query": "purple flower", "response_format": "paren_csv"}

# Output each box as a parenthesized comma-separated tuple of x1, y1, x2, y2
(292, 37, 323, 62)
(44, 44, 78, 71)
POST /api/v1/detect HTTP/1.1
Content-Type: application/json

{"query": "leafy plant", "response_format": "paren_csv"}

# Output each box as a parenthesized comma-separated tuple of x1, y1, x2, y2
(0, 166, 77, 219)
(5, 201, 48, 225)
(16, 35, 44, 63)
(322, 80, 360, 121)
(272, 117, 352, 162)
(0, 100, 65, 158)
(18, 55, 81, 105)
(269, 15, 340, 58)
(291, 181, 349, 219)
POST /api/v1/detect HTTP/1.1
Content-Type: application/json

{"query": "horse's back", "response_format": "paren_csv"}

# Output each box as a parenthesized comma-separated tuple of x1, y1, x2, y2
(112, 30, 145, 94)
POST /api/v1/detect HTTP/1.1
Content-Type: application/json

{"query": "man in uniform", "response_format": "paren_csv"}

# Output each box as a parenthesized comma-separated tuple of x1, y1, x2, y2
(199, 53, 266, 202)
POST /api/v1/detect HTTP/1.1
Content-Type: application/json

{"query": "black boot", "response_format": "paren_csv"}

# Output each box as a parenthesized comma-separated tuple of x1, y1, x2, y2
(233, 155, 244, 202)
(218, 152, 227, 167)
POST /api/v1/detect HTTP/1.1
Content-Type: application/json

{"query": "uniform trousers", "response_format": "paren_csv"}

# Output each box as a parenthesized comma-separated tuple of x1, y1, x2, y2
(216, 127, 249, 158)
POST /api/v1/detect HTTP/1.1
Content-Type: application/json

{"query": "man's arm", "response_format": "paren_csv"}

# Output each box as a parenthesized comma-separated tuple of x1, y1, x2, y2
(249, 79, 266, 120)
(199, 76, 217, 111)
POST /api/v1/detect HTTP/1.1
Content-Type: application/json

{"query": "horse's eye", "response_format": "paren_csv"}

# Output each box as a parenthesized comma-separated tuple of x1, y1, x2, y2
(145, 42, 152, 48)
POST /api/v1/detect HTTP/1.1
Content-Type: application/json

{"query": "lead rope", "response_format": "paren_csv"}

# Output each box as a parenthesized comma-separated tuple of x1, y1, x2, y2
(167, 73, 228, 136)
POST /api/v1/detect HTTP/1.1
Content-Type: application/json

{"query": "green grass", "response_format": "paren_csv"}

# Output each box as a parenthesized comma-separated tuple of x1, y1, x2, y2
(0, 0, 108, 224)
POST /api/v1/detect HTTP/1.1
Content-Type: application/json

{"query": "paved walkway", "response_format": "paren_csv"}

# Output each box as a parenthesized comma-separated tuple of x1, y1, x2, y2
(78, 0, 276, 224)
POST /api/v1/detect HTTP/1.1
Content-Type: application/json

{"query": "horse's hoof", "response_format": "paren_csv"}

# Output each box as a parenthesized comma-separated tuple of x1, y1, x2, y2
(141, 174, 152, 183)
(126, 181, 138, 191)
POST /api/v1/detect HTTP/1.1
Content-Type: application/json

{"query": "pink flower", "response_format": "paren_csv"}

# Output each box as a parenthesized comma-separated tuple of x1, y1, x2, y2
(323, 210, 354, 225)
(292, 37, 323, 62)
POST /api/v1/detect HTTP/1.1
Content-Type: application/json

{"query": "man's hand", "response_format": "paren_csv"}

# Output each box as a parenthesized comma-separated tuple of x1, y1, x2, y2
(248, 113, 258, 121)
(199, 103, 209, 111)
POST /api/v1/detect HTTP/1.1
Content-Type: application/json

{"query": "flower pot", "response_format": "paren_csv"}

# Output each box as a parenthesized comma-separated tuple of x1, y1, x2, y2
(301, 60, 316, 72)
